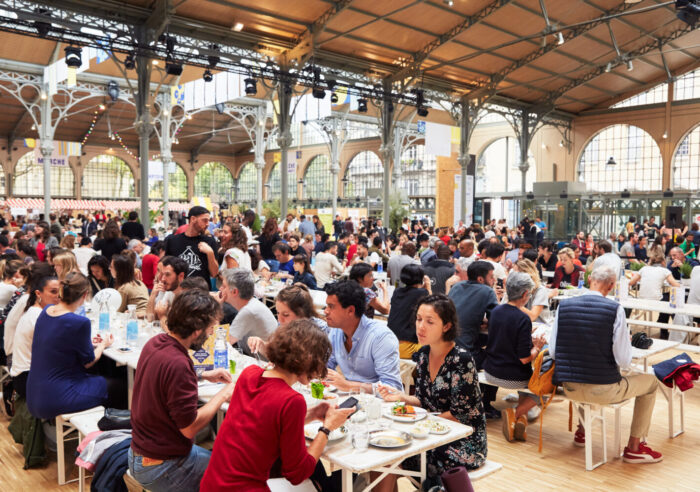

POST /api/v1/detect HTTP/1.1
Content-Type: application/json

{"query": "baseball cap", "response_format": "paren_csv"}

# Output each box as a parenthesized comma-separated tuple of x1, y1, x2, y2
(188, 205, 210, 218)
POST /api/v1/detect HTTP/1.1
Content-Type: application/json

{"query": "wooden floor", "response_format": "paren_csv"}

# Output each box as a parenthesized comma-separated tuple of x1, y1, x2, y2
(2, 348, 699, 492)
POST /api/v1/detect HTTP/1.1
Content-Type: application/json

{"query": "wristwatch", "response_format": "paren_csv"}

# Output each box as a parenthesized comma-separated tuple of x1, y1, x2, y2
(318, 426, 331, 437)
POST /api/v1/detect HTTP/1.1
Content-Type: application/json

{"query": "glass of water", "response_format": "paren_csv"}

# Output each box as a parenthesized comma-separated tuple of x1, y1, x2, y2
(351, 422, 369, 451)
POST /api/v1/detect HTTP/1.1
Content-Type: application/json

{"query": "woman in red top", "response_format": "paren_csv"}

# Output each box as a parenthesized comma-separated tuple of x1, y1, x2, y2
(200, 320, 354, 492)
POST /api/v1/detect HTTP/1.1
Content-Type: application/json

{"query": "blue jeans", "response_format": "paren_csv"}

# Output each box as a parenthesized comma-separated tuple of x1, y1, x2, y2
(128, 446, 211, 492)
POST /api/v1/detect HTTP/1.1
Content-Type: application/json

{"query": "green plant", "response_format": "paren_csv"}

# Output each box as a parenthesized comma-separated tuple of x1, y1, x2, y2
(584, 270, 591, 288)
(680, 262, 693, 279)
(388, 191, 409, 234)
(629, 262, 644, 272)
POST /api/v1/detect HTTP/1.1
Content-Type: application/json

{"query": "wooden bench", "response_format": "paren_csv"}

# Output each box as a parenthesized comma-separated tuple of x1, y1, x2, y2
(55, 406, 104, 487)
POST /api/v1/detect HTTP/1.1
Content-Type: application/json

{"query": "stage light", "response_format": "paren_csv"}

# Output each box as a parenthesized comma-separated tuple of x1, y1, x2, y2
(626, 59, 634, 71)
(165, 56, 183, 76)
(203, 69, 213, 82)
(244, 77, 257, 95)
(107, 81, 119, 102)
(207, 45, 220, 68)
(124, 52, 136, 70)
(606, 156, 616, 166)
(330, 92, 339, 104)
(65, 46, 82, 68)
(357, 98, 368, 113)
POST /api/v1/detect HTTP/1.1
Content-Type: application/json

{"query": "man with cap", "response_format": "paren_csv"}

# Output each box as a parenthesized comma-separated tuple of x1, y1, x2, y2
(163, 206, 219, 287)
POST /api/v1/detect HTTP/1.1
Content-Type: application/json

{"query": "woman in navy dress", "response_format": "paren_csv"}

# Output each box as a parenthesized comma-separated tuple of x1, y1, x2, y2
(27, 272, 115, 419)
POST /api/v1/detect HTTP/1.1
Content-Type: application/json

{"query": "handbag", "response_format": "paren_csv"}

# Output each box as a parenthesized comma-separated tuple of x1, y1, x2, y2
(97, 408, 131, 431)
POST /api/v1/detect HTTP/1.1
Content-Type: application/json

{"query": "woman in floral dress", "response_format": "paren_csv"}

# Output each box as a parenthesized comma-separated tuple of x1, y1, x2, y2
(377, 294, 487, 491)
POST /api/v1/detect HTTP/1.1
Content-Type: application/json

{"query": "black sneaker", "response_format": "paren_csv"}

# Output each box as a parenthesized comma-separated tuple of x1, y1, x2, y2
(484, 407, 501, 420)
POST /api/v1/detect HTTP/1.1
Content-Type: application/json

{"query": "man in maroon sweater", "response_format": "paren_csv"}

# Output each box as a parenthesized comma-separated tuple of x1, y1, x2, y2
(128, 290, 233, 492)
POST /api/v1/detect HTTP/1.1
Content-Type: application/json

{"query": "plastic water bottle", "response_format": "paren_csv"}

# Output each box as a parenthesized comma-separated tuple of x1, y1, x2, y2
(311, 252, 316, 267)
(577, 277, 584, 289)
(98, 299, 110, 335)
(126, 305, 139, 348)
(377, 262, 383, 273)
(214, 329, 228, 370)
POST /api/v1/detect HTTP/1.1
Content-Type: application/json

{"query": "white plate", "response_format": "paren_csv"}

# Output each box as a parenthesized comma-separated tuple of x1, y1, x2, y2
(385, 406, 428, 423)
(420, 419, 450, 435)
(304, 423, 347, 441)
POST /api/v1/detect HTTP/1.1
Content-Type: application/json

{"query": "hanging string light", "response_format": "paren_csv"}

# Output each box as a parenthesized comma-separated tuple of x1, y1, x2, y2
(81, 110, 100, 145)
(112, 131, 136, 159)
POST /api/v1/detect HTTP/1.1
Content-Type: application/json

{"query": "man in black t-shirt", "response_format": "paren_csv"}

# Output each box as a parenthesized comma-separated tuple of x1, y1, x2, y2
(121, 211, 146, 240)
(164, 206, 219, 288)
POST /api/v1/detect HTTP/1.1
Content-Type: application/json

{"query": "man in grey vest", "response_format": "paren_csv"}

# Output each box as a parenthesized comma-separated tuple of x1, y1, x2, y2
(550, 265, 663, 464)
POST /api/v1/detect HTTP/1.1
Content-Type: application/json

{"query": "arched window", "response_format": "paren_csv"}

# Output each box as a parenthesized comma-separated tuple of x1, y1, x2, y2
(147, 160, 188, 200)
(195, 162, 234, 201)
(266, 161, 296, 201)
(673, 125, 700, 190)
(399, 145, 437, 213)
(477, 137, 535, 193)
(13, 151, 74, 196)
(303, 155, 331, 200)
(83, 155, 135, 198)
(237, 163, 257, 203)
(343, 151, 383, 198)
(578, 125, 662, 192)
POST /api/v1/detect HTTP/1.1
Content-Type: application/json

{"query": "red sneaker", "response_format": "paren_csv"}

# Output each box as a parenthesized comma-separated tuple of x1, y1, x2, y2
(623, 443, 663, 464)
(573, 428, 585, 447)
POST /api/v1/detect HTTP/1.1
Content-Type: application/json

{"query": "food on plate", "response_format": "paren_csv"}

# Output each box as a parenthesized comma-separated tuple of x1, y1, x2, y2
(424, 419, 448, 434)
(391, 402, 416, 415)
(310, 381, 325, 399)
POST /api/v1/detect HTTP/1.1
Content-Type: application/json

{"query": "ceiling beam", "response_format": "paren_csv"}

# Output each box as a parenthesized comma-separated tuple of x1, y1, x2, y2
(389, 0, 513, 82)
(279, 0, 356, 67)
(8, 107, 33, 145)
(542, 24, 695, 105)
(145, 0, 175, 39)
(467, 0, 636, 99)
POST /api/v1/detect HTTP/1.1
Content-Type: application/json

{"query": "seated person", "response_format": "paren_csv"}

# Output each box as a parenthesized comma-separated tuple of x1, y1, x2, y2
(201, 320, 354, 491)
(247, 284, 328, 354)
(272, 241, 295, 276)
(291, 254, 318, 290)
(111, 253, 148, 316)
(27, 272, 119, 419)
(129, 290, 234, 492)
(387, 263, 431, 359)
(146, 256, 187, 323)
(87, 255, 114, 296)
(349, 262, 389, 318)
(551, 265, 663, 463)
(483, 272, 545, 442)
(509, 259, 554, 323)
(377, 294, 487, 490)
(323, 280, 402, 391)
(221, 268, 277, 355)
(10, 273, 60, 398)
(551, 247, 583, 288)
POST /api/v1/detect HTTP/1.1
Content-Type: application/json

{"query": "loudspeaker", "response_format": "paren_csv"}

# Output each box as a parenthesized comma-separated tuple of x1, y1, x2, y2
(666, 206, 683, 228)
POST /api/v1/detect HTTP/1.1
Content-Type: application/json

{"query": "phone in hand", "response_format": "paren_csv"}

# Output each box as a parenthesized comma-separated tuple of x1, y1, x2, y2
(497, 278, 504, 288)
(339, 396, 359, 417)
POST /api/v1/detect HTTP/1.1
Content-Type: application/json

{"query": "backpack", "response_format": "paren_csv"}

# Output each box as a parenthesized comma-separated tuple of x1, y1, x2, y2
(528, 348, 557, 452)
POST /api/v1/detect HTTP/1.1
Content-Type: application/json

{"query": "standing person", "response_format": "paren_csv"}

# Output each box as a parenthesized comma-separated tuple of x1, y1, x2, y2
(298, 215, 315, 239)
(312, 215, 325, 236)
(121, 211, 145, 241)
(200, 320, 354, 491)
(376, 295, 487, 491)
(93, 220, 127, 262)
(128, 290, 234, 492)
(314, 241, 344, 288)
(551, 266, 664, 463)
(258, 218, 280, 262)
(332, 214, 343, 240)
(27, 272, 122, 419)
(387, 263, 431, 358)
(163, 206, 219, 286)
(32, 221, 58, 262)
(387, 241, 419, 287)
(73, 237, 97, 276)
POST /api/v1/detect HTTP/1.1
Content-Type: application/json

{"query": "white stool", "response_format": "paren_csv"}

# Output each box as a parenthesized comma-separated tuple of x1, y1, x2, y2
(267, 478, 317, 491)
(468, 460, 503, 481)
(399, 359, 416, 393)
(55, 406, 104, 485)
(659, 379, 686, 438)
(570, 400, 631, 471)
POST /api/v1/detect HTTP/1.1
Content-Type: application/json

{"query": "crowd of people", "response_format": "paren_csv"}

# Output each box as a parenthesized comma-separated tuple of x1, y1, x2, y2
(0, 208, 686, 491)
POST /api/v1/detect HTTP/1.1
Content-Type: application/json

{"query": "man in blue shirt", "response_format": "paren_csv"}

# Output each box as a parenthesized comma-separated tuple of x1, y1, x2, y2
(298, 214, 315, 239)
(272, 241, 295, 275)
(323, 280, 403, 391)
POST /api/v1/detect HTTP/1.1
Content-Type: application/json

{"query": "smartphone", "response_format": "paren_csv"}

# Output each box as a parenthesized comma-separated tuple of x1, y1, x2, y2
(339, 396, 359, 417)
(497, 278, 504, 288)
(118, 347, 131, 352)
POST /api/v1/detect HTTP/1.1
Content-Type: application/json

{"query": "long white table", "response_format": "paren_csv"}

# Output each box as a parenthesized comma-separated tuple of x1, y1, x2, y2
(554, 292, 700, 319)
(630, 339, 680, 371)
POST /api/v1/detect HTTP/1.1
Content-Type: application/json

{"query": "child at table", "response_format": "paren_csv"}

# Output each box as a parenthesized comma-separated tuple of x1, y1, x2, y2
(377, 294, 487, 491)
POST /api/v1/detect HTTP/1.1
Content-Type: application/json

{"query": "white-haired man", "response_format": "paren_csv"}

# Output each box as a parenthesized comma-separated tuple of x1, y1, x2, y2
(550, 265, 663, 463)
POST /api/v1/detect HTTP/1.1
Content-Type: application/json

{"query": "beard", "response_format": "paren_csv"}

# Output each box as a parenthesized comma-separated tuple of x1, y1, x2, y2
(189, 330, 210, 351)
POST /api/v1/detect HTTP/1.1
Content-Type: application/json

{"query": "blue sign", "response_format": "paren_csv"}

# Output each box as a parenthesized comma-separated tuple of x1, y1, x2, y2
(417, 121, 426, 133)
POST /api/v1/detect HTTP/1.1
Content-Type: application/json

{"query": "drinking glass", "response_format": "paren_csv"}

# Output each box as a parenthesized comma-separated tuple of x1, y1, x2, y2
(351, 422, 369, 451)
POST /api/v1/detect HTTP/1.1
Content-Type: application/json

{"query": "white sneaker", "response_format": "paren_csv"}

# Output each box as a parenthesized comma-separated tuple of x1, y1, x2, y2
(527, 406, 541, 422)
(503, 393, 519, 403)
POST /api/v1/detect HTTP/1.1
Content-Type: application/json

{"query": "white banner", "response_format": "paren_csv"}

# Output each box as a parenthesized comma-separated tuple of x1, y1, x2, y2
(453, 174, 474, 227)
(425, 122, 452, 157)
